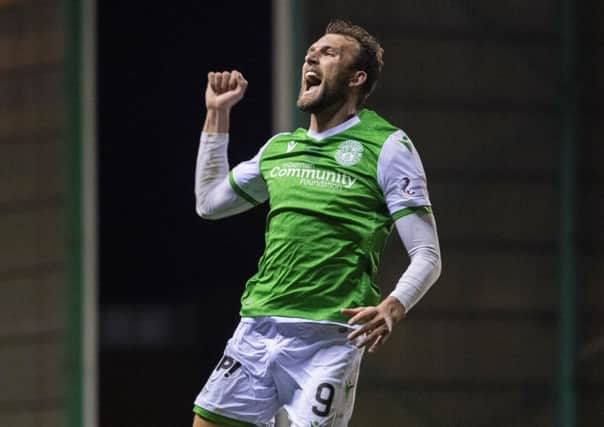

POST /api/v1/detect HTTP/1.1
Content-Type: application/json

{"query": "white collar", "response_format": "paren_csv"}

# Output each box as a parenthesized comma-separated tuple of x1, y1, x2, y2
(307, 114, 360, 141)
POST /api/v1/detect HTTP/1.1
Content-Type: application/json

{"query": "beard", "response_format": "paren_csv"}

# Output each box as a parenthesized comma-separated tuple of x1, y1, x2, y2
(296, 73, 349, 114)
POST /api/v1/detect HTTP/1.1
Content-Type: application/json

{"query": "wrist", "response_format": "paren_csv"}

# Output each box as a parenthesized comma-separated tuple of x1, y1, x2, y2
(205, 105, 231, 114)
(203, 107, 230, 133)
(384, 296, 406, 321)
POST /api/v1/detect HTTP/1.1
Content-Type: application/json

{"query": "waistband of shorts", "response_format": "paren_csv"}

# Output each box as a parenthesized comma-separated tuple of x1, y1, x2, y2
(240, 315, 358, 330)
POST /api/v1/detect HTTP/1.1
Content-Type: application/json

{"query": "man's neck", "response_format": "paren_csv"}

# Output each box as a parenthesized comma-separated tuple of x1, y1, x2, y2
(308, 100, 358, 134)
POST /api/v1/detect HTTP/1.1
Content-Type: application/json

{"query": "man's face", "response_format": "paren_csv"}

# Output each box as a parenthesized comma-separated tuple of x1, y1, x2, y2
(296, 33, 360, 113)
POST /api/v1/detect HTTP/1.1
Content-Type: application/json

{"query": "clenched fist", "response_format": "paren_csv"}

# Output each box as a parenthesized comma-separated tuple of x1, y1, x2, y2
(205, 70, 248, 111)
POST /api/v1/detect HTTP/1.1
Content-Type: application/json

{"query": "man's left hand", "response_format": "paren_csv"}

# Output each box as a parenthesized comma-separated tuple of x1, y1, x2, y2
(341, 296, 406, 354)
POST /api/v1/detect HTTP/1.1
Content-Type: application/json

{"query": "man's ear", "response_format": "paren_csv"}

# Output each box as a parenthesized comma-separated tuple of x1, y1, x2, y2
(349, 70, 367, 88)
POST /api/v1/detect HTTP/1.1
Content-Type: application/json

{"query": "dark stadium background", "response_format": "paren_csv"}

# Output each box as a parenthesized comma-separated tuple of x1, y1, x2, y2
(98, 2, 272, 425)
(2, 1, 603, 426)
(94, 1, 604, 426)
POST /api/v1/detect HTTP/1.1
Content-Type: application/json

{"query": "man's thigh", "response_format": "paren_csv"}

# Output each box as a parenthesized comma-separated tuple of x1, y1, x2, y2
(193, 319, 279, 426)
(192, 414, 229, 427)
(277, 323, 365, 427)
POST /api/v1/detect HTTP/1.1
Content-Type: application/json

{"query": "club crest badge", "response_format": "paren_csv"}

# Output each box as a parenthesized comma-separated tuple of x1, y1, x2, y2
(335, 140, 363, 166)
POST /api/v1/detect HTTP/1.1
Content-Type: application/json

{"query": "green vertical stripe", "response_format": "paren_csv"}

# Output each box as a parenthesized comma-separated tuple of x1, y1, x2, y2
(66, 0, 83, 426)
(289, 0, 306, 129)
(558, 0, 578, 426)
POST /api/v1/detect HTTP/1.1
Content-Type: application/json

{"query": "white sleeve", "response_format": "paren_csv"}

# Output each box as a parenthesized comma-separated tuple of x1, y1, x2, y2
(389, 212, 442, 312)
(377, 130, 431, 219)
(228, 135, 274, 205)
(194, 132, 255, 219)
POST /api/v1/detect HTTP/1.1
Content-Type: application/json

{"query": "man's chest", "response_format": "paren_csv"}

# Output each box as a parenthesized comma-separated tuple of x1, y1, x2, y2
(259, 137, 383, 210)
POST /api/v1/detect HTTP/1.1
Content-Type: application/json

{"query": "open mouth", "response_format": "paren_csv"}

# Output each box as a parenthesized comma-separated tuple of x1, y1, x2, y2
(303, 71, 322, 94)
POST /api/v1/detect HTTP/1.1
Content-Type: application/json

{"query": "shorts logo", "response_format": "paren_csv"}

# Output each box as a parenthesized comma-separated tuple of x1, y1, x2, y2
(214, 355, 242, 378)
(335, 140, 363, 166)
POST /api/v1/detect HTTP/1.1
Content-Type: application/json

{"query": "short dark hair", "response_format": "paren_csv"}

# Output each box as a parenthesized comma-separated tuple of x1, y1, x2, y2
(325, 19, 384, 106)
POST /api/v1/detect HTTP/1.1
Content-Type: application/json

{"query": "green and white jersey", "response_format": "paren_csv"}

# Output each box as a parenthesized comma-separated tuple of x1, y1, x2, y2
(229, 109, 432, 323)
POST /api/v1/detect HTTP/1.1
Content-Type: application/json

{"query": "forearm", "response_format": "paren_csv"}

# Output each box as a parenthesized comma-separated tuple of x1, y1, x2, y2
(195, 132, 252, 219)
(197, 104, 232, 196)
(195, 70, 255, 219)
(203, 107, 230, 134)
(389, 213, 442, 312)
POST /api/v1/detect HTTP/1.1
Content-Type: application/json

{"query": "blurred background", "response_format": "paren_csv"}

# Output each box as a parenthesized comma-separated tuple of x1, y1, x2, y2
(0, 0, 602, 426)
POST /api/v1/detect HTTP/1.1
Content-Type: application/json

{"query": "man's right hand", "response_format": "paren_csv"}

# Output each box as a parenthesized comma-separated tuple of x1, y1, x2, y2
(205, 70, 248, 111)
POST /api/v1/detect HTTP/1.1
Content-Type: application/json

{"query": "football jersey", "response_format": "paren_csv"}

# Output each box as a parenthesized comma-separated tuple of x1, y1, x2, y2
(229, 109, 432, 323)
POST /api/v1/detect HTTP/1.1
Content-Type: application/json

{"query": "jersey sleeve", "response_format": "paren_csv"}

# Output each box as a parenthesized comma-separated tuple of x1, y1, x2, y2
(377, 130, 432, 220)
(228, 139, 271, 206)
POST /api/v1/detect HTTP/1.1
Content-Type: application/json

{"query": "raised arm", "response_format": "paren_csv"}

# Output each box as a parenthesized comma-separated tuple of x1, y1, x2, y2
(195, 71, 255, 219)
(203, 70, 247, 133)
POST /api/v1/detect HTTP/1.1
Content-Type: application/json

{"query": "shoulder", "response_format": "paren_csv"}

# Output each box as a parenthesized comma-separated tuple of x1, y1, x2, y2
(358, 109, 399, 135)
(266, 131, 293, 144)
(264, 128, 307, 147)
(356, 109, 412, 150)
(377, 129, 427, 187)
(382, 130, 415, 155)
(358, 109, 418, 151)
(261, 129, 309, 159)
(257, 131, 294, 156)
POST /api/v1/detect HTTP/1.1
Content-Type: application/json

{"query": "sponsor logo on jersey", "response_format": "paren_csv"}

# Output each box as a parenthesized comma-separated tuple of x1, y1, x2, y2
(269, 163, 356, 189)
(335, 140, 363, 166)
(400, 176, 425, 199)
(287, 141, 298, 153)
(400, 177, 414, 196)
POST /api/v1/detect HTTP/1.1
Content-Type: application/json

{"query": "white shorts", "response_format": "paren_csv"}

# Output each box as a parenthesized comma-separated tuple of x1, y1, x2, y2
(193, 317, 364, 427)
